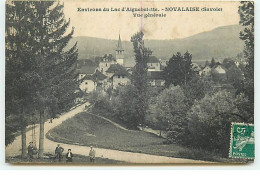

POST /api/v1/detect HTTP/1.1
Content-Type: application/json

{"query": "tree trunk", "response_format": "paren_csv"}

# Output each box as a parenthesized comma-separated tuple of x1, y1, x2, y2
(21, 124, 27, 159)
(38, 111, 44, 158)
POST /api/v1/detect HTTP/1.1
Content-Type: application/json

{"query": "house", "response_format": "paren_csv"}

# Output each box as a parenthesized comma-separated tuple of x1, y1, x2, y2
(147, 56, 161, 71)
(192, 63, 202, 75)
(212, 62, 226, 74)
(147, 71, 165, 87)
(106, 63, 126, 78)
(92, 70, 108, 89)
(199, 66, 211, 76)
(77, 65, 97, 80)
(110, 69, 131, 89)
(98, 54, 116, 74)
(79, 75, 96, 93)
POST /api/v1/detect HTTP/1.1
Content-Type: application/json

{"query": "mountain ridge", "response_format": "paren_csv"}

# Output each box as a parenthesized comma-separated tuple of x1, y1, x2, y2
(68, 24, 244, 65)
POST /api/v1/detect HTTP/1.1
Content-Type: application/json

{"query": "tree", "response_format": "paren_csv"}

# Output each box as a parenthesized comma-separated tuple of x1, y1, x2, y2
(162, 51, 194, 87)
(30, 1, 78, 158)
(236, 1, 254, 122)
(187, 91, 238, 155)
(130, 32, 152, 128)
(226, 65, 243, 84)
(113, 85, 140, 129)
(222, 58, 236, 70)
(209, 57, 216, 68)
(182, 75, 214, 107)
(154, 85, 188, 143)
(5, 1, 78, 158)
(5, 1, 37, 157)
(204, 60, 210, 67)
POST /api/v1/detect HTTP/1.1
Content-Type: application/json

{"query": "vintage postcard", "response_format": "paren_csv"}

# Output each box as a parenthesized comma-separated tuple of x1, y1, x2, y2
(5, 0, 254, 164)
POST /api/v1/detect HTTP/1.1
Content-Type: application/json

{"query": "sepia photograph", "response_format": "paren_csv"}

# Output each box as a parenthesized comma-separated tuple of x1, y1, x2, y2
(5, 0, 254, 165)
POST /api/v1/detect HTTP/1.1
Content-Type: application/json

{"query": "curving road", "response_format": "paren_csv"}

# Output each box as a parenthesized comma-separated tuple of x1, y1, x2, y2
(6, 103, 212, 164)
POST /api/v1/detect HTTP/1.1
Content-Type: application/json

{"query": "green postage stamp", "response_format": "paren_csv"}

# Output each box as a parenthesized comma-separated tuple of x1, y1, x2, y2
(229, 122, 254, 159)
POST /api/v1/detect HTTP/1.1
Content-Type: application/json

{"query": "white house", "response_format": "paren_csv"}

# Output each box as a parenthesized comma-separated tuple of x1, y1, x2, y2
(110, 69, 130, 89)
(79, 75, 96, 93)
(213, 65, 226, 74)
(147, 56, 161, 71)
(199, 66, 211, 76)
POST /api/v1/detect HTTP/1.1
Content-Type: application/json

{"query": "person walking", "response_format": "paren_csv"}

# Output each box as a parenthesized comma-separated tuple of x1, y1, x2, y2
(55, 144, 64, 162)
(66, 149, 73, 163)
(89, 146, 96, 163)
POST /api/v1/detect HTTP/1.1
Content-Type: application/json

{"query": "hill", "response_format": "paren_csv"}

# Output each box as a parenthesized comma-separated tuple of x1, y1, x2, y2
(68, 24, 244, 65)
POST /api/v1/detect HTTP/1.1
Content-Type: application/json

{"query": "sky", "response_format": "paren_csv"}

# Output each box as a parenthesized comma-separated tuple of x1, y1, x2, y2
(61, 0, 240, 40)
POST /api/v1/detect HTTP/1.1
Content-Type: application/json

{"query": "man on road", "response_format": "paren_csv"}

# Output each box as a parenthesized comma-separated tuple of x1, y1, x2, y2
(89, 146, 96, 163)
(55, 144, 64, 162)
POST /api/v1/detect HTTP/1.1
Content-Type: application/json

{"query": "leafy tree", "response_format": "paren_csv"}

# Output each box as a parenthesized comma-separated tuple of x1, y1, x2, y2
(187, 91, 238, 155)
(182, 75, 214, 107)
(162, 51, 194, 87)
(114, 85, 140, 129)
(222, 58, 236, 70)
(226, 65, 243, 84)
(130, 32, 152, 127)
(154, 85, 188, 143)
(235, 1, 254, 122)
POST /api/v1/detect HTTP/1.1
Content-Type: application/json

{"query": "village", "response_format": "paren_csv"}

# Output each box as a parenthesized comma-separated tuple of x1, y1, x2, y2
(75, 34, 246, 101)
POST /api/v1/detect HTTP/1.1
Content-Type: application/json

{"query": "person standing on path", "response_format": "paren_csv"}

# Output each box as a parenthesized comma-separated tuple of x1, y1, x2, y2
(27, 142, 34, 161)
(66, 149, 73, 163)
(55, 144, 64, 162)
(89, 146, 96, 163)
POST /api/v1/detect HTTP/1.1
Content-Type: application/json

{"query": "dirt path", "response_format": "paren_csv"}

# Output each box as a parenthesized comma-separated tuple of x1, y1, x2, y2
(6, 103, 212, 164)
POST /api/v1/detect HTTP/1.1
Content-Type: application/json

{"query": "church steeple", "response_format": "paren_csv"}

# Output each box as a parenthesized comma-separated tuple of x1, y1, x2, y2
(116, 34, 124, 65)
(116, 34, 124, 51)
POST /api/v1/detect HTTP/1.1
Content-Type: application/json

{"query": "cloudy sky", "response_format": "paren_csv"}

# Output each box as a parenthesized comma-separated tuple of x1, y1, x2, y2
(63, 0, 241, 40)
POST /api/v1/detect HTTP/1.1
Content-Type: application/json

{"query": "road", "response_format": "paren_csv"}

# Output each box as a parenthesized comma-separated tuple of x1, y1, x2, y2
(6, 103, 212, 164)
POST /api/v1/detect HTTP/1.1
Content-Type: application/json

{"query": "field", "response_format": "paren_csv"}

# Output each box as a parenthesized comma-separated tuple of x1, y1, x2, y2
(48, 112, 234, 162)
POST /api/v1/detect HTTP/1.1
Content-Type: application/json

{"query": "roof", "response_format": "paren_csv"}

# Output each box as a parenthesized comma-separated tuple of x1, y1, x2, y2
(106, 64, 125, 73)
(101, 54, 116, 62)
(77, 65, 97, 75)
(116, 34, 124, 51)
(148, 56, 160, 63)
(92, 70, 107, 81)
(111, 67, 130, 78)
(82, 70, 107, 81)
(192, 63, 201, 71)
(147, 71, 164, 80)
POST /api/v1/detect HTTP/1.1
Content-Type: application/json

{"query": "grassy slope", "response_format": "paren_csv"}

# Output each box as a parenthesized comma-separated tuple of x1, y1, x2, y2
(49, 112, 164, 149)
(47, 112, 241, 162)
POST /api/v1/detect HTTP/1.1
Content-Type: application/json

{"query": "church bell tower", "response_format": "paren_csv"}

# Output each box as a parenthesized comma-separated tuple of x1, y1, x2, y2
(115, 34, 124, 65)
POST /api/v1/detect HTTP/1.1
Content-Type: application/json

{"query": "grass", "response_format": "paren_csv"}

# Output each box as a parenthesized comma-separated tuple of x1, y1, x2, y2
(48, 112, 164, 149)
(6, 154, 124, 164)
(47, 112, 242, 163)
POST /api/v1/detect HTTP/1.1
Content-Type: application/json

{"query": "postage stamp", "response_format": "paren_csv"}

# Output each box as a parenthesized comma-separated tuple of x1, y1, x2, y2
(229, 122, 254, 159)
